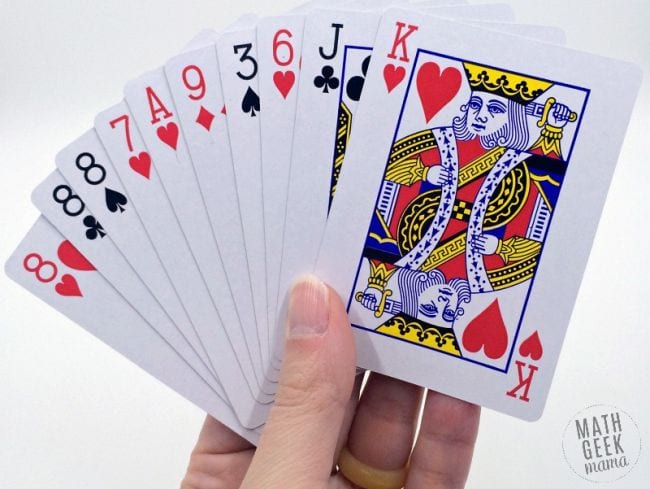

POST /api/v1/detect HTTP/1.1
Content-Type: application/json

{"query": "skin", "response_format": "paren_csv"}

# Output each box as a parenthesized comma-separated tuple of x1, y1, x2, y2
(181, 276, 480, 489)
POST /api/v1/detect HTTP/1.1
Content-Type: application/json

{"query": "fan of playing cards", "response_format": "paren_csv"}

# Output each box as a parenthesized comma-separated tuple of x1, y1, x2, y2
(5, 0, 641, 443)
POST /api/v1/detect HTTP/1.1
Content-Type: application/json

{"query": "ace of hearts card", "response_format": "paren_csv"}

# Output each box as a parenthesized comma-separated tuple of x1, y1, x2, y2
(317, 8, 641, 420)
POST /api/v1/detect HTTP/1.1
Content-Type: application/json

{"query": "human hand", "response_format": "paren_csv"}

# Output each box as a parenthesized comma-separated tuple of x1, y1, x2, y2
(181, 276, 480, 489)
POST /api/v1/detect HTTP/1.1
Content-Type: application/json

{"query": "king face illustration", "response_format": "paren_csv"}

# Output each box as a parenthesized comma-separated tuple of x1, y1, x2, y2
(343, 57, 584, 365)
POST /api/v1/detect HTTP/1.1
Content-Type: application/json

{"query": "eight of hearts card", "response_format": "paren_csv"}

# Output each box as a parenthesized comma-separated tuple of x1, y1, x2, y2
(4, 3, 642, 440)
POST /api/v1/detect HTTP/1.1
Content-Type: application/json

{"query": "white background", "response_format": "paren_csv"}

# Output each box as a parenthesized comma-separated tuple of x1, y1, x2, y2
(1, 1, 648, 487)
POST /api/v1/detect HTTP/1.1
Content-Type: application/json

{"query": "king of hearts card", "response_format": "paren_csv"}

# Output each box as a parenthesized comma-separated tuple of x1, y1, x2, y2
(317, 10, 640, 419)
(350, 56, 586, 373)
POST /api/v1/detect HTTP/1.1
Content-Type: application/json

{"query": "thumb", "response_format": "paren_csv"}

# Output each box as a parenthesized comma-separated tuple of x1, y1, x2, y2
(241, 275, 356, 489)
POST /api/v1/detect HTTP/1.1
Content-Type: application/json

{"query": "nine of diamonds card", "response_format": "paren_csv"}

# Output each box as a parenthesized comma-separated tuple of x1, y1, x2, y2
(4, 3, 641, 442)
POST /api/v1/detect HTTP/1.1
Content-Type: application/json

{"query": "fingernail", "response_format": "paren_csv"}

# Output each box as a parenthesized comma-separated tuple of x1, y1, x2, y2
(287, 275, 329, 337)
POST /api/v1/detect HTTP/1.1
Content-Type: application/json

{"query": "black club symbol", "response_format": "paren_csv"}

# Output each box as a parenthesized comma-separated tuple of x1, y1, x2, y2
(313, 65, 340, 93)
(83, 215, 106, 240)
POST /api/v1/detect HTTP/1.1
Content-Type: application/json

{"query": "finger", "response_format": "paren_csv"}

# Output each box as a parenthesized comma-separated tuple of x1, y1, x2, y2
(193, 415, 254, 454)
(182, 416, 254, 489)
(241, 276, 357, 489)
(405, 391, 480, 489)
(345, 373, 424, 470)
(333, 370, 365, 462)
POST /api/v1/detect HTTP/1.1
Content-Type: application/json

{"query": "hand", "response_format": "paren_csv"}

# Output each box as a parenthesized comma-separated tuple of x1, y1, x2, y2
(472, 234, 499, 255)
(360, 286, 382, 312)
(426, 165, 452, 187)
(548, 102, 571, 128)
(181, 276, 480, 489)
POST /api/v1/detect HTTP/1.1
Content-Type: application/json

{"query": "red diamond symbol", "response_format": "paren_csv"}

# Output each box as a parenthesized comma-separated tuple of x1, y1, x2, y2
(196, 105, 215, 131)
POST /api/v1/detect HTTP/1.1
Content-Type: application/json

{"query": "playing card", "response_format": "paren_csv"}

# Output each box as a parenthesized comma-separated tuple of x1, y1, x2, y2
(328, 2, 555, 207)
(274, 3, 522, 355)
(123, 70, 276, 403)
(51, 129, 218, 375)
(31, 169, 227, 397)
(256, 14, 305, 367)
(5, 216, 259, 444)
(260, 5, 489, 365)
(215, 23, 274, 381)
(462, 22, 566, 45)
(325, 12, 565, 220)
(276, 9, 382, 356)
(164, 34, 276, 384)
(421, 3, 515, 22)
(316, 8, 641, 420)
(58, 124, 266, 427)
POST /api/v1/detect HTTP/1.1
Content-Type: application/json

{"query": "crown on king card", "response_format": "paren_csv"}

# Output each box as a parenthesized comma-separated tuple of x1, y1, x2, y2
(463, 62, 552, 104)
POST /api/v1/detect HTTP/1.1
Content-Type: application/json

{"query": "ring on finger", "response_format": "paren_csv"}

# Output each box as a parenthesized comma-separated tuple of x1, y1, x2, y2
(337, 446, 408, 489)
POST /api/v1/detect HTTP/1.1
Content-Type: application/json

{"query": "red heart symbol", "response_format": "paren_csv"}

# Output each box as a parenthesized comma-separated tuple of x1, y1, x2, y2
(519, 331, 543, 361)
(55, 274, 83, 297)
(128, 151, 151, 179)
(156, 122, 179, 150)
(383, 64, 406, 93)
(273, 70, 296, 99)
(462, 299, 508, 360)
(416, 62, 462, 123)
(57, 240, 95, 271)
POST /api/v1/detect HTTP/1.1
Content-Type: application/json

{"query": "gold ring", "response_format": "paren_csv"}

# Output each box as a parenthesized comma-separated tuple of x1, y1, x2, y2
(337, 446, 408, 489)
